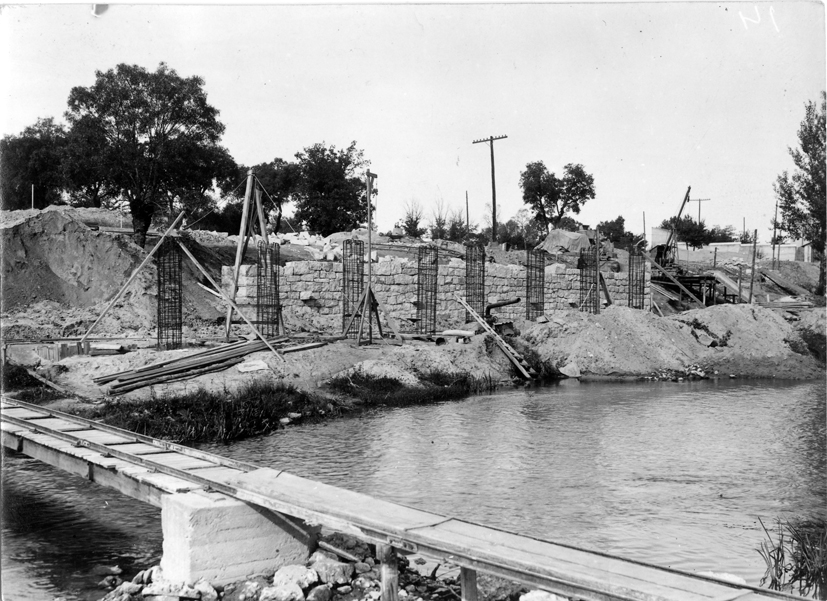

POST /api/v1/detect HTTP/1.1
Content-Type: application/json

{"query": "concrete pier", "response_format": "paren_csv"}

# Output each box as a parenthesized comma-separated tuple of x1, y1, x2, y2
(161, 490, 319, 584)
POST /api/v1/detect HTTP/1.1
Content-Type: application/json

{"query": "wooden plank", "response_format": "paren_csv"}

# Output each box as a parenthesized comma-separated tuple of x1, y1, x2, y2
(2, 407, 47, 420)
(71, 429, 136, 445)
(1, 420, 30, 435)
(228, 469, 446, 538)
(22, 417, 89, 432)
(412, 520, 728, 600)
(108, 442, 171, 455)
(185, 465, 247, 485)
(143, 451, 216, 471)
(599, 273, 613, 305)
(640, 251, 704, 307)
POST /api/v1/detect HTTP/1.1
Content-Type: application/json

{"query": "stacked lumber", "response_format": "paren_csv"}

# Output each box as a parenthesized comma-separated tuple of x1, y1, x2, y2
(757, 300, 814, 310)
(95, 338, 290, 395)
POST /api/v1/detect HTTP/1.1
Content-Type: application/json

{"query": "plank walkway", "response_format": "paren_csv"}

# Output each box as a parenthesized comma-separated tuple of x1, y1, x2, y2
(1, 396, 800, 601)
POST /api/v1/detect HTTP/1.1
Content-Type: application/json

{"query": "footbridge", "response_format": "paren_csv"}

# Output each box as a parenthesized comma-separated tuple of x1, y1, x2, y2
(1, 397, 797, 601)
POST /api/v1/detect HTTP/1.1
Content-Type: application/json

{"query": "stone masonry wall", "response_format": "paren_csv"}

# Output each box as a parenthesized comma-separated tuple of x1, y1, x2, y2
(221, 259, 651, 334)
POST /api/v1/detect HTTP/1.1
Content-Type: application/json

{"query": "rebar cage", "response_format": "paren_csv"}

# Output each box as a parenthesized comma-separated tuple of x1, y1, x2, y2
(579, 246, 600, 315)
(526, 248, 546, 320)
(628, 246, 646, 309)
(417, 246, 438, 335)
(342, 239, 365, 337)
(157, 237, 183, 350)
(256, 241, 281, 338)
(465, 245, 486, 321)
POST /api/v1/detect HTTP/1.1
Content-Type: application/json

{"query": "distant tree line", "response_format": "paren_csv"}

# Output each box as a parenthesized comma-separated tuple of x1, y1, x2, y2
(0, 63, 375, 246)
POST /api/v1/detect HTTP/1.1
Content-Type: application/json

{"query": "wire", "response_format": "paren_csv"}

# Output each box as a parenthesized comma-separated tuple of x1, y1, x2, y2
(182, 176, 248, 231)
(253, 175, 296, 233)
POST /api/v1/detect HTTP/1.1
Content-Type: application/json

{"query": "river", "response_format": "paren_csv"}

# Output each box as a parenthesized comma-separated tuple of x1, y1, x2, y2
(2, 379, 825, 600)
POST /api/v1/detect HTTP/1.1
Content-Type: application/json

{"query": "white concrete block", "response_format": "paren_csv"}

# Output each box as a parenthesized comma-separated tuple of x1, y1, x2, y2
(161, 491, 318, 586)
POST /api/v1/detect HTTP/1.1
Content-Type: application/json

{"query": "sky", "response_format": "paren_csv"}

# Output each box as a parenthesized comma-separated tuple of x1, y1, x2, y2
(1, 2, 824, 239)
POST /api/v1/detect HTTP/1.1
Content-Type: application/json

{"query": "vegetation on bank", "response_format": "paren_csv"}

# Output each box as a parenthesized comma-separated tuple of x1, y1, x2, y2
(82, 369, 492, 443)
(0, 362, 65, 404)
(759, 516, 827, 599)
(327, 368, 497, 407)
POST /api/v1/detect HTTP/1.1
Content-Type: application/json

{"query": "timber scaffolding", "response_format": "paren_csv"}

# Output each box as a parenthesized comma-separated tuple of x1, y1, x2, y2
(0, 396, 799, 601)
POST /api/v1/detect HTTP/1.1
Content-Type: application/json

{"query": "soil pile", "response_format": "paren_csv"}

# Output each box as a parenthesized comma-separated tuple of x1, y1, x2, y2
(1, 209, 228, 340)
(522, 304, 825, 379)
(1, 210, 147, 311)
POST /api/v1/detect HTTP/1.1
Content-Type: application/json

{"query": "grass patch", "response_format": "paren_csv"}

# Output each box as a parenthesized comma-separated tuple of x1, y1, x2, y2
(84, 380, 335, 443)
(1, 362, 66, 404)
(758, 516, 827, 599)
(327, 368, 495, 408)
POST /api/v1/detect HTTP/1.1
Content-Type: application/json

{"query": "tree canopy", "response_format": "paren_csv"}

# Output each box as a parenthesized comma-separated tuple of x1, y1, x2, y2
(0, 118, 67, 210)
(519, 161, 595, 233)
(65, 62, 230, 246)
(774, 91, 825, 294)
(291, 141, 373, 236)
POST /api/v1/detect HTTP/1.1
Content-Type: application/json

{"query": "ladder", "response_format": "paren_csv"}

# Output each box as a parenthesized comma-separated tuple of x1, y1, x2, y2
(455, 294, 537, 380)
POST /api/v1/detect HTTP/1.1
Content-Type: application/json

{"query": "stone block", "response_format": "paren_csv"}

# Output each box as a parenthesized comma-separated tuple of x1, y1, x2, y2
(161, 491, 318, 586)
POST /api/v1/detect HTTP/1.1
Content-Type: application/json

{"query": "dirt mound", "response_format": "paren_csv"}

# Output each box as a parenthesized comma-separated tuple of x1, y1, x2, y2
(1, 211, 230, 340)
(1, 210, 147, 311)
(522, 304, 824, 379)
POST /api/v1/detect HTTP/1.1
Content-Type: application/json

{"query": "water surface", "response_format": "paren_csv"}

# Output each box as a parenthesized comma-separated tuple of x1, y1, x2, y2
(2, 379, 824, 600)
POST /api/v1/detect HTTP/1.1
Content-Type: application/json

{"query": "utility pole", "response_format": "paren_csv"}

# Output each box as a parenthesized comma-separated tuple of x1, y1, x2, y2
(688, 197, 711, 223)
(772, 199, 779, 270)
(31, 184, 34, 210)
(472, 134, 507, 245)
(465, 191, 469, 232)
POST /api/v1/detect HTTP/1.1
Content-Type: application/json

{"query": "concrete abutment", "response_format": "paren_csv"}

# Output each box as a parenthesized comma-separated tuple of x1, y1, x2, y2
(161, 490, 319, 585)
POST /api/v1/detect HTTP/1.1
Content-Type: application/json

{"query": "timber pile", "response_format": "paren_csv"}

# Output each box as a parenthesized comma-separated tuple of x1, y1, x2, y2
(95, 338, 327, 395)
(756, 299, 814, 310)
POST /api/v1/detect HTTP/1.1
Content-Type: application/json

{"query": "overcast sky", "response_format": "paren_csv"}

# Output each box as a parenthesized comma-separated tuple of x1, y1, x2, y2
(1, 3, 824, 238)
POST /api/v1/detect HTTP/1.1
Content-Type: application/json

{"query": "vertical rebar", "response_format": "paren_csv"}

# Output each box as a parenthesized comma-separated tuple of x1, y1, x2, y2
(342, 239, 365, 337)
(526, 248, 546, 320)
(156, 237, 183, 350)
(465, 245, 485, 321)
(417, 246, 438, 334)
(256, 241, 281, 338)
(579, 246, 599, 314)
(628, 246, 646, 309)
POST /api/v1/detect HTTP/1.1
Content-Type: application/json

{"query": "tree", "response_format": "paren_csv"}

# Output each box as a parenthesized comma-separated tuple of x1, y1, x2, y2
(597, 215, 639, 249)
(660, 215, 709, 249)
(739, 230, 758, 245)
(557, 215, 585, 232)
(60, 115, 117, 208)
(65, 62, 228, 246)
(428, 199, 449, 240)
(221, 158, 300, 234)
(774, 92, 826, 294)
(707, 225, 737, 243)
(0, 118, 67, 210)
(519, 161, 595, 233)
(401, 199, 427, 238)
(292, 141, 372, 236)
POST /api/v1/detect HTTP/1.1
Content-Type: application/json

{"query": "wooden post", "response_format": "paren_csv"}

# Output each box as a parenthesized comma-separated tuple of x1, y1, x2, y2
(225, 169, 255, 339)
(640, 250, 704, 306)
(254, 186, 270, 246)
(771, 199, 778, 270)
(748, 229, 758, 304)
(377, 544, 398, 601)
(713, 247, 717, 268)
(738, 265, 743, 302)
(460, 567, 478, 601)
(78, 211, 186, 351)
(177, 240, 284, 362)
